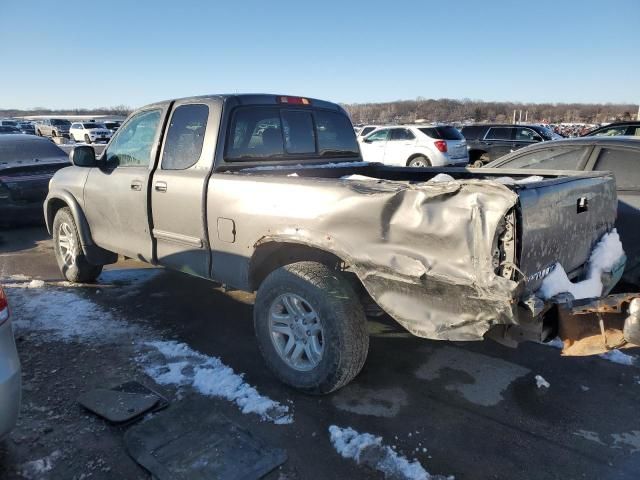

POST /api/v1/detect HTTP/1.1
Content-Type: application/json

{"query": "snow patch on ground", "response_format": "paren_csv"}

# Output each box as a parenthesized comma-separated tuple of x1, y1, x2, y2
(140, 340, 293, 424)
(8, 287, 138, 343)
(538, 230, 625, 300)
(535, 375, 550, 389)
(20, 450, 62, 479)
(600, 349, 636, 366)
(2, 279, 45, 289)
(328, 425, 452, 480)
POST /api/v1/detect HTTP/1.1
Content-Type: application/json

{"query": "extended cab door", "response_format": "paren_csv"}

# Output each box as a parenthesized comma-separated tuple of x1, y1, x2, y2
(83, 105, 169, 261)
(150, 99, 221, 277)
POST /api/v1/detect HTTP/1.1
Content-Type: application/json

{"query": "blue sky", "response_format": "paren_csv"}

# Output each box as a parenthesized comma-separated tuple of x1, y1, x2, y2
(1, 0, 638, 109)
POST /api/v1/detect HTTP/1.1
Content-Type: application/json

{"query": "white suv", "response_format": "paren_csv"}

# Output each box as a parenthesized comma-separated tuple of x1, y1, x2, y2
(69, 122, 112, 144)
(359, 125, 468, 167)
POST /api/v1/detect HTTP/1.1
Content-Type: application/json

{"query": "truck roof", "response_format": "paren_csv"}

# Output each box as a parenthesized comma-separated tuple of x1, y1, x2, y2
(142, 93, 343, 112)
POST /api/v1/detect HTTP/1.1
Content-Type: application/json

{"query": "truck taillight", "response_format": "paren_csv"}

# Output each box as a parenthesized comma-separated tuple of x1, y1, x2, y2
(277, 96, 310, 105)
(434, 140, 447, 153)
(0, 289, 9, 326)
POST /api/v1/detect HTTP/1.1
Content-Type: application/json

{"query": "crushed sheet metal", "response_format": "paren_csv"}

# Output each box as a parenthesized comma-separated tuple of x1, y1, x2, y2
(229, 176, 520, 341)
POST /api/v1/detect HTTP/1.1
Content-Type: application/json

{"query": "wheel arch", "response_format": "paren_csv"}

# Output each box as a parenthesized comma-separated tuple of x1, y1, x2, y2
(45, 191, 117, 265)
(248, 238, 357, 292)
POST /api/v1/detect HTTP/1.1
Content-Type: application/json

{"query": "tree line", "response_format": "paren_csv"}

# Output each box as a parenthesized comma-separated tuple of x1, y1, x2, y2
(342, 98, 638, 125)
(0, 105, 132, 118)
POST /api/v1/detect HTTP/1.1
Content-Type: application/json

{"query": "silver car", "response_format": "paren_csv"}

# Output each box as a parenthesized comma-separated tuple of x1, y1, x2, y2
(0, 286, 20, 439)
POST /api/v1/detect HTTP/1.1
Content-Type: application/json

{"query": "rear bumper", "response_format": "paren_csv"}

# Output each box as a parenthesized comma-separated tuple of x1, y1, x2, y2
(0, 321, 21, 440)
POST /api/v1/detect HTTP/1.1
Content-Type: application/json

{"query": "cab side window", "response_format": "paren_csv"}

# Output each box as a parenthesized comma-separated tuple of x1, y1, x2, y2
(365, 129, 389, 142)
(106, 110, 161, 168)
(515, 128, 543, 142)
(390, 128, 415, 141)
(161, 104, 209, 170)
(485, 127, 513, 140)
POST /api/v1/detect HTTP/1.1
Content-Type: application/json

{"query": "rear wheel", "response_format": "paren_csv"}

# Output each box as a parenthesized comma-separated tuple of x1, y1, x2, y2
(408, 155, 430, 167)
(53, 207, 103, 283)
(84, 134, 91, 144)
(254, 261, 369, 394)
(51, 130, 57, 138)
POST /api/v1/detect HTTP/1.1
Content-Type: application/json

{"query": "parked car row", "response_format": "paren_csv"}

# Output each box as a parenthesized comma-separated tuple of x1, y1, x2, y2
(355, 120, 639, 167)
(0, 118, 122, 144)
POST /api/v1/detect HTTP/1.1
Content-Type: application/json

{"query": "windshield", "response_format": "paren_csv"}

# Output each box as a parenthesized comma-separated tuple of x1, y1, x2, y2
(2, 120, 18, 127)
(51, 119, 71, 126)
(83, 123, 105, 129)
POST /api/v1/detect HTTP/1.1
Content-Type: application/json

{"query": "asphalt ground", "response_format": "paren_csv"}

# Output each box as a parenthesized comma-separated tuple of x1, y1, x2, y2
(1, 226, 639, 479)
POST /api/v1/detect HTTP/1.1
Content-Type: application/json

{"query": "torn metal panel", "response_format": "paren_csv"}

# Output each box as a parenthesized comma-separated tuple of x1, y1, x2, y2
(557, 294, 640, 356)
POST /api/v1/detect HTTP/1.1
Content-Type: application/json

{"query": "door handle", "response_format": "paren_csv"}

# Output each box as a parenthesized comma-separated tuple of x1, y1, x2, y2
(155, 181, 167, 192)
(130, 180, 143, 191)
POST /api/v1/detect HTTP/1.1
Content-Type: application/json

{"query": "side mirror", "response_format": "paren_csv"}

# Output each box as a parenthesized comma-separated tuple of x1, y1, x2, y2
(70, 145, 96, 167)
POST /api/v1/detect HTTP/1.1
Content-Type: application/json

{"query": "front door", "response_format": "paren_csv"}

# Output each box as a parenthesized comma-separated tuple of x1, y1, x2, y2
(150, 100, 219, 277)
(384, 128, 416, 165)
(83, 106, 168, 261)
(360, 128, 389, 163)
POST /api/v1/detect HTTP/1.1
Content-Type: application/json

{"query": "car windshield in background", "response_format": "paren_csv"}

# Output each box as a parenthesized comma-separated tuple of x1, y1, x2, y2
(419, 126, 464, 140)
(0, 139, 66, 162)
(0, 126, 20, 133)
(51, 119, 71, 126)
(226, 107, 358, 161)
(83, 123, 105, 129)
(2, 121, 18, 127)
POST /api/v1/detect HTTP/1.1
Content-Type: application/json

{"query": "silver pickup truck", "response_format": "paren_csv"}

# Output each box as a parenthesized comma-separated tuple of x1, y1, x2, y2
(44, 94, 640, 393)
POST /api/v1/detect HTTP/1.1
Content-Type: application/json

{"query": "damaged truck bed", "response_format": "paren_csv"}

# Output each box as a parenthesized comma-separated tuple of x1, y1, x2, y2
(45, 94, 639, 393)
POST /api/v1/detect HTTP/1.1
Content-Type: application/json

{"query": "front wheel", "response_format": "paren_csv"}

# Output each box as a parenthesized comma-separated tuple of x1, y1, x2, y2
(53, 207, 103, 283)
(254, 261, 369, 394)
(84, 134, 91, 144)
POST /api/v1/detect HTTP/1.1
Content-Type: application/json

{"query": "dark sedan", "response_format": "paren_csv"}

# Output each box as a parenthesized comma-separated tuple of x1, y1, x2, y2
(0, 126, 21, 135)
(486, 137, 640, 285)
(0, 135, 69, 226)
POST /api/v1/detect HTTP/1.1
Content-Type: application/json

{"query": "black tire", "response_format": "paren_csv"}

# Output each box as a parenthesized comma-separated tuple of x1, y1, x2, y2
(52, 130, 57, 137)
(84, 134, 91, 144)
(254, 261, 369, 394)
(408, 155, 430, 167)
(36, 130, 42, 136)
(53, 207, 103, 283)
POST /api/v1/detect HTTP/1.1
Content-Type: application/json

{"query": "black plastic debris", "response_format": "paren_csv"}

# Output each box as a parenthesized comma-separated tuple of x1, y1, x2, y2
(124, 397, 287, 480)
(78, 381, 168, 424)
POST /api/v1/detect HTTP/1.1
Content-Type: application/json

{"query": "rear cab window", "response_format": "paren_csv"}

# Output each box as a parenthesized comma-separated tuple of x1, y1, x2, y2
(594, 148, 640, 190)
(225, 107, 358, 161)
